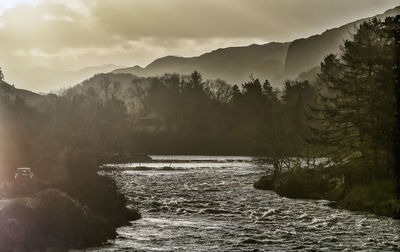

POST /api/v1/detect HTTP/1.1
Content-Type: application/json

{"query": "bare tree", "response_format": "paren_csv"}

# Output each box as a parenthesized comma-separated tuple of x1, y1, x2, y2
(206, 79, 232, 104)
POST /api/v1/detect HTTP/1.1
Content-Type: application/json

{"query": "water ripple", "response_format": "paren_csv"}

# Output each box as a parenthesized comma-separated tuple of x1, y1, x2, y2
(89, 156, 400, 251)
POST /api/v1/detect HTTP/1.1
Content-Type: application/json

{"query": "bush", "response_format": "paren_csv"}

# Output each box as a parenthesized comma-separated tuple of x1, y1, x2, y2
(60, 172, 140, 227)
(274, 169, 331, 199)
(0, 149, 141, 250)
(52, 149, 141, 227)
(254, 168, 343, 200)
(340, 179, 400, 217)
(0, 189, 116, 251)
(253, 175, 274, 190)
(255, 167, 400, 218)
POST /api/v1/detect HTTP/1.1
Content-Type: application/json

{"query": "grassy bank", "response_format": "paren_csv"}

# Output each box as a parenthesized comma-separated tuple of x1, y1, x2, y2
(254, 167, 400, 219)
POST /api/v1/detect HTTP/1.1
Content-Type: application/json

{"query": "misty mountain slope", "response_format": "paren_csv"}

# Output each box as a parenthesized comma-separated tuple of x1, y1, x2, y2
(8, 64, 122, 93)
(77, 73, 145, 90)
(285, 6, 400, 78)
(113, 42, 290, 86)
(74, 73, 159, 116)
(0, 80, 44, 107)
(114, 6, 400, 86)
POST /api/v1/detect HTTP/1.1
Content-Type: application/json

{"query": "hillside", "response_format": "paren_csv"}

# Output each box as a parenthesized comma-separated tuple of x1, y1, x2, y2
(284, 6, 400, 78)
(7, 64, 122, 93)
(114, 42, 290, 87)
(113, 6, 400, 86)
(4, 6, 399, 92)
(0, 80, 44, 107)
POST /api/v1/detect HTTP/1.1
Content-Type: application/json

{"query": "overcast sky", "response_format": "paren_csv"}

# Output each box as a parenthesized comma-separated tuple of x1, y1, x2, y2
(0, 0, 399, 76)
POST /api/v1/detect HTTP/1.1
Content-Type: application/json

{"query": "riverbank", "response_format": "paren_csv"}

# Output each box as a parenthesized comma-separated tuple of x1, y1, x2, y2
(254, 167, 400, 219)
(0, 152, 142, 251)
(0, 186, 141, 251)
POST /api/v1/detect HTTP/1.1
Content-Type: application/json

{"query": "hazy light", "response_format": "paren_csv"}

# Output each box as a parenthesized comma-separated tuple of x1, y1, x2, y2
(0, 106, 5, 179)
(0, 0, 398, 92)
(0, 0, 39, 14)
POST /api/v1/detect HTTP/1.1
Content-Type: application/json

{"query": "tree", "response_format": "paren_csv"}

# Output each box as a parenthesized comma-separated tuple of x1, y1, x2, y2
(205, 79, 232, 104)
(262, 80, 277, 102)
(187, 70, 203, 91)
(0, 67, 4, 81)
(100, 75, 111, 100)
(309, 17, 398, 181)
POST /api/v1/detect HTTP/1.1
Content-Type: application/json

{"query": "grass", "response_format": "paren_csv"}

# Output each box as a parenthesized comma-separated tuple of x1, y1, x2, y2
(254, 166, 400, 218)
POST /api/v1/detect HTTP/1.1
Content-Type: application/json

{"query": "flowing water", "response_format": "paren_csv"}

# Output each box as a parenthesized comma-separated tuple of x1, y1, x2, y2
(90, 156, 400, 251)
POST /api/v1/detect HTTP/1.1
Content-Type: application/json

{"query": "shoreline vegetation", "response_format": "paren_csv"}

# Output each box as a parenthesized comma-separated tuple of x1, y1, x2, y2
(254, 166, 400, 219)
(254, 16, 400, 220)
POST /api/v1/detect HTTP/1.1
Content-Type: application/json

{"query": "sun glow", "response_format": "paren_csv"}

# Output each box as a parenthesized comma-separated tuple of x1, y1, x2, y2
(0, 0, 37, 14)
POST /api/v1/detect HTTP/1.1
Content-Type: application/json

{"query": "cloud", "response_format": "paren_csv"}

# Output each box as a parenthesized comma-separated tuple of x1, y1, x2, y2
(0, 0, 398, 91)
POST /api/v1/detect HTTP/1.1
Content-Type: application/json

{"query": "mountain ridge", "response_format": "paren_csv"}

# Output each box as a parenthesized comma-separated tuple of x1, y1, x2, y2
(113, 42, 290, 86)
(284, 5, 400, 77)
(0, 80, 45, 107)
(7, 64, 124, 93)
(113, 6, 400, 86)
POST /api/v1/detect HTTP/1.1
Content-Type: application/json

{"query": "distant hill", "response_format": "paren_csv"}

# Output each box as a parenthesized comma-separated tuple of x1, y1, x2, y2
(7, 64, 122, 93)
(5, 6, 399, 92)
(0, 80, 44, 107)
(113, 6, 400, 86)
(114, 42, 290, 87)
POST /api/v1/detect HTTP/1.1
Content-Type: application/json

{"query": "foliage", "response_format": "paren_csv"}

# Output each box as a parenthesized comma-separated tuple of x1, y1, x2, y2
(340, 179, 400, 217)
(0, 189, 115, 250)
(253, 17, 399, 219)
(309, 17, 398, 182)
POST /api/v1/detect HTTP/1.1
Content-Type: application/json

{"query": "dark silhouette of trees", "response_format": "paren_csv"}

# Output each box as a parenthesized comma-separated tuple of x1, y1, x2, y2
(309, 17, 398, 182)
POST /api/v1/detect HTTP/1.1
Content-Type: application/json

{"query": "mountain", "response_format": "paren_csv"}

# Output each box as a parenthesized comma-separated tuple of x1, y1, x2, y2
(7, 64, 122, 93)
(114, 42, 290, 87)
(113, 6, 400, 86)
(284, 6, 400, 78)
(0, 80, 44, 107)
(6, 7, 398, 92)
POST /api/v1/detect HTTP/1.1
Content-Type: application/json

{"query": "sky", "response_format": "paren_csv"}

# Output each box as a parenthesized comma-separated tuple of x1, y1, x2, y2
(0, 0, 399, 91)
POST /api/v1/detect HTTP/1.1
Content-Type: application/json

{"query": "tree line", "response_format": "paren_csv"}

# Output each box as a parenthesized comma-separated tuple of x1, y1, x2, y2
(0, 16, 397, 186)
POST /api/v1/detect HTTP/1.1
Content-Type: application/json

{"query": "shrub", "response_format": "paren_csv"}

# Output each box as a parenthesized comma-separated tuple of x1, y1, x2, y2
(0, 189, 116, 251)
(340, 179, 400, 217)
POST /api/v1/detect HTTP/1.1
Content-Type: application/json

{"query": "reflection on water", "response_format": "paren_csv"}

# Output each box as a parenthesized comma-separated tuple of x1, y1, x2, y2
(91, 156, 400, 251)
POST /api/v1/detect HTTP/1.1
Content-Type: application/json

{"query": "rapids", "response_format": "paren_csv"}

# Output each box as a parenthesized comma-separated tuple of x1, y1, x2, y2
(90, 156, 400, 251)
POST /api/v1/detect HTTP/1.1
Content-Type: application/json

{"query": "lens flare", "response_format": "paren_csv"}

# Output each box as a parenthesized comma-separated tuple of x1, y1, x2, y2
(0, 106, 5, 180)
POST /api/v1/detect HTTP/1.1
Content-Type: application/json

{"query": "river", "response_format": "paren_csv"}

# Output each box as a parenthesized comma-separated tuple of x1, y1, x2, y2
(90, 155, 400, 251)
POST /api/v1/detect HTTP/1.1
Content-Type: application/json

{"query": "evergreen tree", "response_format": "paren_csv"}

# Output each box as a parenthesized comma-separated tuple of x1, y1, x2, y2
(309, 17, 398, 181)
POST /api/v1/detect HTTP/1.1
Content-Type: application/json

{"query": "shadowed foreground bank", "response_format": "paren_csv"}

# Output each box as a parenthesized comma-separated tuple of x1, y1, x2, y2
(0, 62, 142, 250)
(0, 152, 141, 251)
(0, 185, 140, 251)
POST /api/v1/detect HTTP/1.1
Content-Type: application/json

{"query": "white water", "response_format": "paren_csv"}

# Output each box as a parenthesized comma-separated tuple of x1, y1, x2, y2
(90, 156, 400, 251)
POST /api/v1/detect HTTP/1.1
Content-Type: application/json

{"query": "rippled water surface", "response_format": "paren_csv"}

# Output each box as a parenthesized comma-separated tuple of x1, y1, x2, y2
(91, 156, 400, 251)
